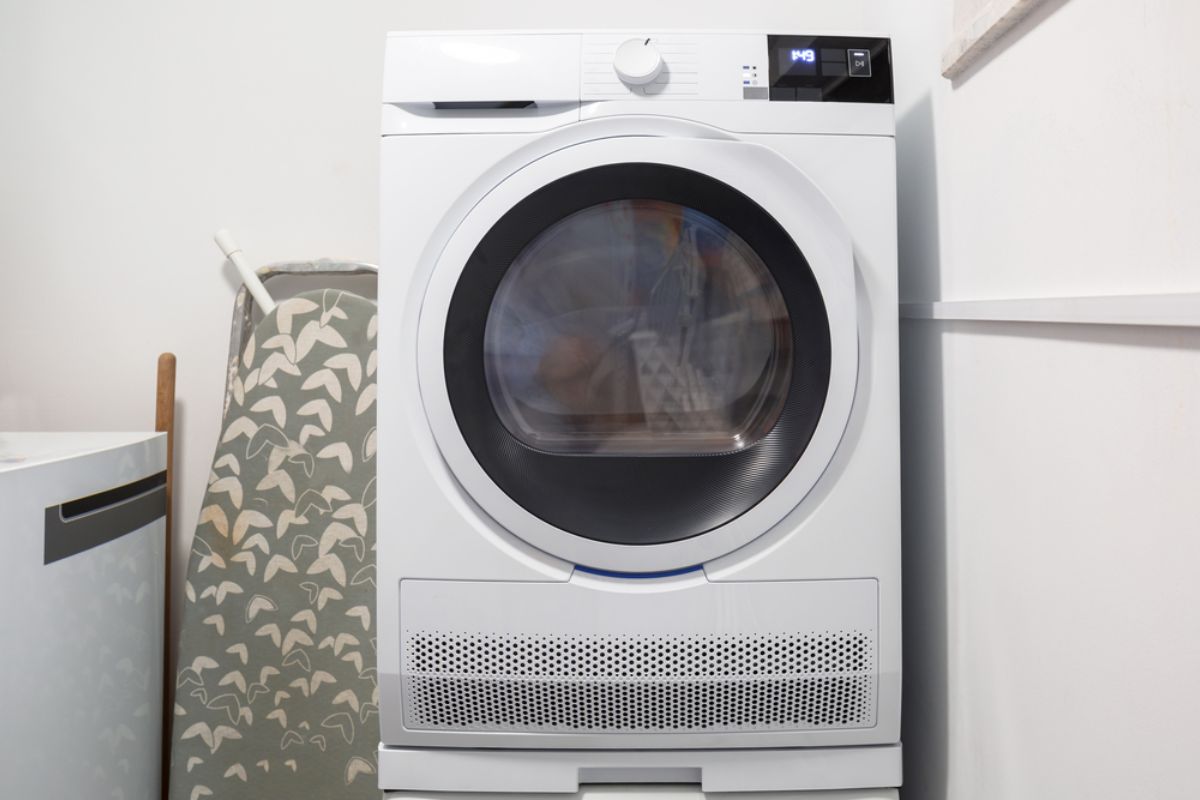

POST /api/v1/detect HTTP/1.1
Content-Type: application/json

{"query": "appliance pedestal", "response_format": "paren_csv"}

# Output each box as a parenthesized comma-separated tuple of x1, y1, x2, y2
(378, 745, 901, 794)
(384, 784, 897, 800)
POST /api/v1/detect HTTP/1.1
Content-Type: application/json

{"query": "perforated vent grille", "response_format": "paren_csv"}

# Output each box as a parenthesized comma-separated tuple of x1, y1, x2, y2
(401, 631, 876, 733)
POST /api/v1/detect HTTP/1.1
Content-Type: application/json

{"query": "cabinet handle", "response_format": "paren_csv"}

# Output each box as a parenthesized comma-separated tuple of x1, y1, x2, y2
(44, 471, 167, 564)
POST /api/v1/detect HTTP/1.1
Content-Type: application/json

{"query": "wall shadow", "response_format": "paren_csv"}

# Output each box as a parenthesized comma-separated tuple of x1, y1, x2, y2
(896, 91, 950, 800)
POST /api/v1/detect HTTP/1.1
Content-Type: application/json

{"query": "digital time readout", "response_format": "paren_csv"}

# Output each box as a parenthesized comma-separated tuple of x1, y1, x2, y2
(777, 46, 818, 77)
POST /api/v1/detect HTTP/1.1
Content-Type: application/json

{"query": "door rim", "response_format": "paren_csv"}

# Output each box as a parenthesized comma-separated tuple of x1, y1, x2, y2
(416, 133, 858, 573)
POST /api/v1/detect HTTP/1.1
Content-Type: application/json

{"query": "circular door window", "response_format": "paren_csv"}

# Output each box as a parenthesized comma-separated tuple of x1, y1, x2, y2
(484, 199, 793, 457)
(444, 164, 831, 547)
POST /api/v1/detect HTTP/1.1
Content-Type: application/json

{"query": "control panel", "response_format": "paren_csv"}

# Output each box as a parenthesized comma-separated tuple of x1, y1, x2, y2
(580, 33, 892, 104)
(763, 35, 893, 104)
(383, 32, 897, 134)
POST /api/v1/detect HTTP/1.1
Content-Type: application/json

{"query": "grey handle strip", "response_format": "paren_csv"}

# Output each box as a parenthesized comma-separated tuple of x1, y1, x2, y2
(43, 471, 168, 564)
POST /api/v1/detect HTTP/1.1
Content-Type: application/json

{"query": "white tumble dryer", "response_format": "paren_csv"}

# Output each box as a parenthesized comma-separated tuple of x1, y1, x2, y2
(378, 30, 901, 796)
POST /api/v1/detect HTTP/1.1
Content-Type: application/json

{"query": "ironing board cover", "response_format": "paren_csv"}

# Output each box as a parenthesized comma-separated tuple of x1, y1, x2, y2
(169, 289, 379, 799)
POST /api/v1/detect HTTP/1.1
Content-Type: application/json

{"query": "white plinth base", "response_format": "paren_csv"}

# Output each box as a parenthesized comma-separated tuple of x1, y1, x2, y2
(379, 745, 901, 794)
(384, 785, 897, 800)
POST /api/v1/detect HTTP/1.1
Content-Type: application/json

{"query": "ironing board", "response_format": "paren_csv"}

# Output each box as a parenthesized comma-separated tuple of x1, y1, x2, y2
(169, 270, 379, 799)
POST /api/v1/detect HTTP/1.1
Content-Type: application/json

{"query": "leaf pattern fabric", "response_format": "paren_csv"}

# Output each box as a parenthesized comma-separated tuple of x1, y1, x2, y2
(169, 290, 379, 800)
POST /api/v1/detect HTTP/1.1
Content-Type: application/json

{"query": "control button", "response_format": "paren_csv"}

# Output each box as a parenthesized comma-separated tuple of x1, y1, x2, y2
(614, 38, 663, 85)
(848, 49, 872, 77)
(743, 86, 768, 100)
(821, 48, 847, 63)
(795, 88, 823, 102)
(769, 87, 796, 102)
(823, 62, 848, 77)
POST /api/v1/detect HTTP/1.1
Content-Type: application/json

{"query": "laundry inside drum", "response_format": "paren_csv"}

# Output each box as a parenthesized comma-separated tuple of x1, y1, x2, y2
(483, 200, 794, 456)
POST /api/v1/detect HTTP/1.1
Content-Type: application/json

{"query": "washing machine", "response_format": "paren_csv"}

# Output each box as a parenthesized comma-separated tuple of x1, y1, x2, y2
(378, 30, 900, 795)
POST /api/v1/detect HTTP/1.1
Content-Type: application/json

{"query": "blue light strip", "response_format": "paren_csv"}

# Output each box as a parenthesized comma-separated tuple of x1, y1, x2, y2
(575, 564, 703, 580)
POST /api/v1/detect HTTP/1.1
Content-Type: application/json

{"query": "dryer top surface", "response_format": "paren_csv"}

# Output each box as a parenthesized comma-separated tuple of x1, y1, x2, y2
(383, 30, 894, 137)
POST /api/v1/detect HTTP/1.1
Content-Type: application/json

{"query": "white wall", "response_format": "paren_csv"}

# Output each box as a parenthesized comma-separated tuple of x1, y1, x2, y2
(893, 1, 1200, 798)
(0, 0, 887, 716)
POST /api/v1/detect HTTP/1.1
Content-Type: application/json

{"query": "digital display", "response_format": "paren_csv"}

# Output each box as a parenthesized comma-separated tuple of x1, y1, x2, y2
(764, 35, 894, 104)
(778, 47, 817, 77)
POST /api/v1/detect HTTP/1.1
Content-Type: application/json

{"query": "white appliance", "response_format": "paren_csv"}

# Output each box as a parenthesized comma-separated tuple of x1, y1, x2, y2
(378, 31, 900, 796)
(0, 432, 167, 798)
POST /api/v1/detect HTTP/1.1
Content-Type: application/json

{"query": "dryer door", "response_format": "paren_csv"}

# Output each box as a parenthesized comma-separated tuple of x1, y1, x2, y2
(417, 133, 856, 573)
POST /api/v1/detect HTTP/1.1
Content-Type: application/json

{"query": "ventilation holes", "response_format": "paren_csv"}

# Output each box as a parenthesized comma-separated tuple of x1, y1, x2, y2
(402, 631, 876, 733)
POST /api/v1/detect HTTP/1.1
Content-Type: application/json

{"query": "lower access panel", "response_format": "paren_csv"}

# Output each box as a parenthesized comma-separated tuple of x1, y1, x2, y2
(397, 578, 878, 740)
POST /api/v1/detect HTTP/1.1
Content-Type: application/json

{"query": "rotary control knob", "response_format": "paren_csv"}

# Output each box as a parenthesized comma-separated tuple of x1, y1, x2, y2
(613, 38, 663, 86)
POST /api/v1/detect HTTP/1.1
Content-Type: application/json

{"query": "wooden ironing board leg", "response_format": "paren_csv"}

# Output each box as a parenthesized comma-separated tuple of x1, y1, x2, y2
(155, 352, 175, 800)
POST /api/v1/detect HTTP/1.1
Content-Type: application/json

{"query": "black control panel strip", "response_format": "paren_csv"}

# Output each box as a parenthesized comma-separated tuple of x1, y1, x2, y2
(765, 35, 893, 104)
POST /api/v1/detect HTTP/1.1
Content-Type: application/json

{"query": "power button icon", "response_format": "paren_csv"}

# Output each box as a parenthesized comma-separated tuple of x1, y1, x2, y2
(848, 49, 872, 78)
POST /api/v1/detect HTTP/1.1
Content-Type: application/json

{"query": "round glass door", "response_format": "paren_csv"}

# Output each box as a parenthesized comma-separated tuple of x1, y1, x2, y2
(443, 163, 832, 547)
(483, 200, 793, 457)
